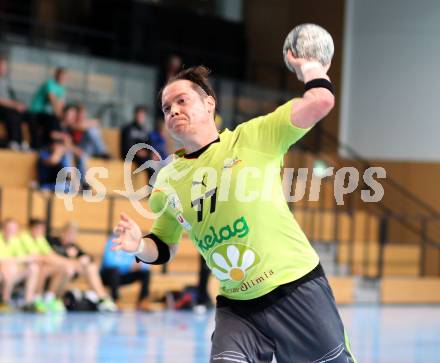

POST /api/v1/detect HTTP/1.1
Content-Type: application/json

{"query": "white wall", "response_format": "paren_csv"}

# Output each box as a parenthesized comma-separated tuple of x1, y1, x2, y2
(340, 0, 440, 161)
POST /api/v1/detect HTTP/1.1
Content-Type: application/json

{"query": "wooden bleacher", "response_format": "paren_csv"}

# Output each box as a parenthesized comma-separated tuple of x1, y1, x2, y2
(383, 244, 421, 276)
(328, 277, 355, 304)
(338, 240, 421, 277)
(0, 187, 30, 225)
(0, 150, 38, 187)
(381, 277, 440, 303)
(101, 128, 121, 159)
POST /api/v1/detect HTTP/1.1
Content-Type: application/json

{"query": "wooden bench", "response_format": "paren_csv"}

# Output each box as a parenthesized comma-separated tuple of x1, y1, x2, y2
(381, 277, 440, 303)
(0, 150, 37, 187)
(328, 276, 355, 304)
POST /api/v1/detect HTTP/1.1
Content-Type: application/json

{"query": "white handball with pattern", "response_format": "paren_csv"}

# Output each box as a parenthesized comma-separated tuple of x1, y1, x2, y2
(283, 23, 334, 74)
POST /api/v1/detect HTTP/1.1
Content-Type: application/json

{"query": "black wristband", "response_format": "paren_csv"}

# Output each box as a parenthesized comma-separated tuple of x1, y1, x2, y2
(304, 78, 334, 95)
(135, 233, 171, 265)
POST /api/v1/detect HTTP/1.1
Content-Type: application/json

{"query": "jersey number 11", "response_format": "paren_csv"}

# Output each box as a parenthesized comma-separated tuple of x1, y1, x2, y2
(191, 187, 217, 222)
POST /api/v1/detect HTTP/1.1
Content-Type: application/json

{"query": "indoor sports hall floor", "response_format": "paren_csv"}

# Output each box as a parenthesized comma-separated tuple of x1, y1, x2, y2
(0, 305, 439, 363)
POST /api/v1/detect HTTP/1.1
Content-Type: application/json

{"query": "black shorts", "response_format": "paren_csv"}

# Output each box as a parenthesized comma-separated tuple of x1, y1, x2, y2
(210, 265, 357, 363)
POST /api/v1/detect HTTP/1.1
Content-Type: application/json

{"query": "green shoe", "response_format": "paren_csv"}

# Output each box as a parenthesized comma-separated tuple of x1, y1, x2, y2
(46, 298, 66, 313)
(22, 301, 46, 313)
(33, 298, 48, 313)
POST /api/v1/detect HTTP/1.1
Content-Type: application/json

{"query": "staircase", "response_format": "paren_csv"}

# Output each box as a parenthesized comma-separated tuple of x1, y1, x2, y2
(282, 125, 440, 282)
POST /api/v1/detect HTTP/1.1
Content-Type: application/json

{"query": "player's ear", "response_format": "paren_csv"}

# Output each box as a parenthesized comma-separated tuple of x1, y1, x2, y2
(205, 95, 215, 113)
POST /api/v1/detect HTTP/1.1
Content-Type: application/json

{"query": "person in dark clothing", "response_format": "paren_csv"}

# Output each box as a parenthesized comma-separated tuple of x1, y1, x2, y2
(38, 105, 89, 191)
(155, 55, 183, 119)
(38, 139, 86, 192)
(71, 104, 110, 159)
(148, 119, 168, 160)
(156, 55, 183, 93)
(38, 139, 75, 192)
(120, 105, 153, 179)
(100, 235, 151, 311)
(50, 222, 117, 312)
(0, 56, 29, 150)
(120, 105, 151, 159)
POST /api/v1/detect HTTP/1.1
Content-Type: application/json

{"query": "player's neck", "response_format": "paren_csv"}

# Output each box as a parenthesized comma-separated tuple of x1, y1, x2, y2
(183, 129, 219, 154)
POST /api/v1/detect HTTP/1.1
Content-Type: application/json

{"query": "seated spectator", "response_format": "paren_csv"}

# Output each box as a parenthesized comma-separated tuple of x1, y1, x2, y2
(0, 218, 41, 312)
(0, 55, 29, 150)
(0, 229, 10, 312)
(28, 67, 67, 149)
(157, 54, 182, 90)
(147, 119, 169, 186)
(155, 54, 182, 118)
(100, 234, 151, 311)
(70, 104, 110, 159)
(120, 105, 153, 179)
(52, 103, 78, 138)
(20, 219, 75, 312)
(148, 119, 168, 160)
(50, 222, 117, 312)
(37, 136, 87, 193)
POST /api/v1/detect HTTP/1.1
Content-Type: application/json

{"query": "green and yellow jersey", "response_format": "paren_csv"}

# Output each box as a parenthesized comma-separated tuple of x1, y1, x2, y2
(20, 232, 53, 256)
(0, 234, 28, 258)
(149, 100, 319, 300)
(0, 237, 8, 259)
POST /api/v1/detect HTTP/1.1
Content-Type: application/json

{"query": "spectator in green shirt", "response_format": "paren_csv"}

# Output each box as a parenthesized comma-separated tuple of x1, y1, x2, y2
(20, 219, 76, 312)
(28, 67, 67, 149)
(0, 218, 40, 312)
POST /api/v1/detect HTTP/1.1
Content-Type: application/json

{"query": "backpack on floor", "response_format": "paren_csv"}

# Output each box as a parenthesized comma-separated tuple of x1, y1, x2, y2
(63, 289, 99, 311)
(165, 286, 198, 310)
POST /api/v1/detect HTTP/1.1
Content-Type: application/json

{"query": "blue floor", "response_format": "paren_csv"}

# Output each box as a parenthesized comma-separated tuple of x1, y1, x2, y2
(0, 305, 439, 363)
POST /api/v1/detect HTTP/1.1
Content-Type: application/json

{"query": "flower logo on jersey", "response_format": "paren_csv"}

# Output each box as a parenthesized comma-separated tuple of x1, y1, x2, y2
(209, 244, 260, 282)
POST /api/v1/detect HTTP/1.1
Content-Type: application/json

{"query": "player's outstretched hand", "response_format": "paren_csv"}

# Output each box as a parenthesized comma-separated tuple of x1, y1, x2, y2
(112, 213, 143, 253)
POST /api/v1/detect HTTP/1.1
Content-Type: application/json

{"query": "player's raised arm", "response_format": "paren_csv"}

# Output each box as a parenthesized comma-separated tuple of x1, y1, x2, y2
(283, 24, 336, 129)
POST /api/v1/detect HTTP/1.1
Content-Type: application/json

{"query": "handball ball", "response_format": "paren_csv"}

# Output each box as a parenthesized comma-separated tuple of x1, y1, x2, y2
(283, 23, 334, 72)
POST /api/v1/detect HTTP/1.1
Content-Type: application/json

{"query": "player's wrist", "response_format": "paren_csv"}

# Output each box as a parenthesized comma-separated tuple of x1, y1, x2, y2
(128, 238, 145, 256)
